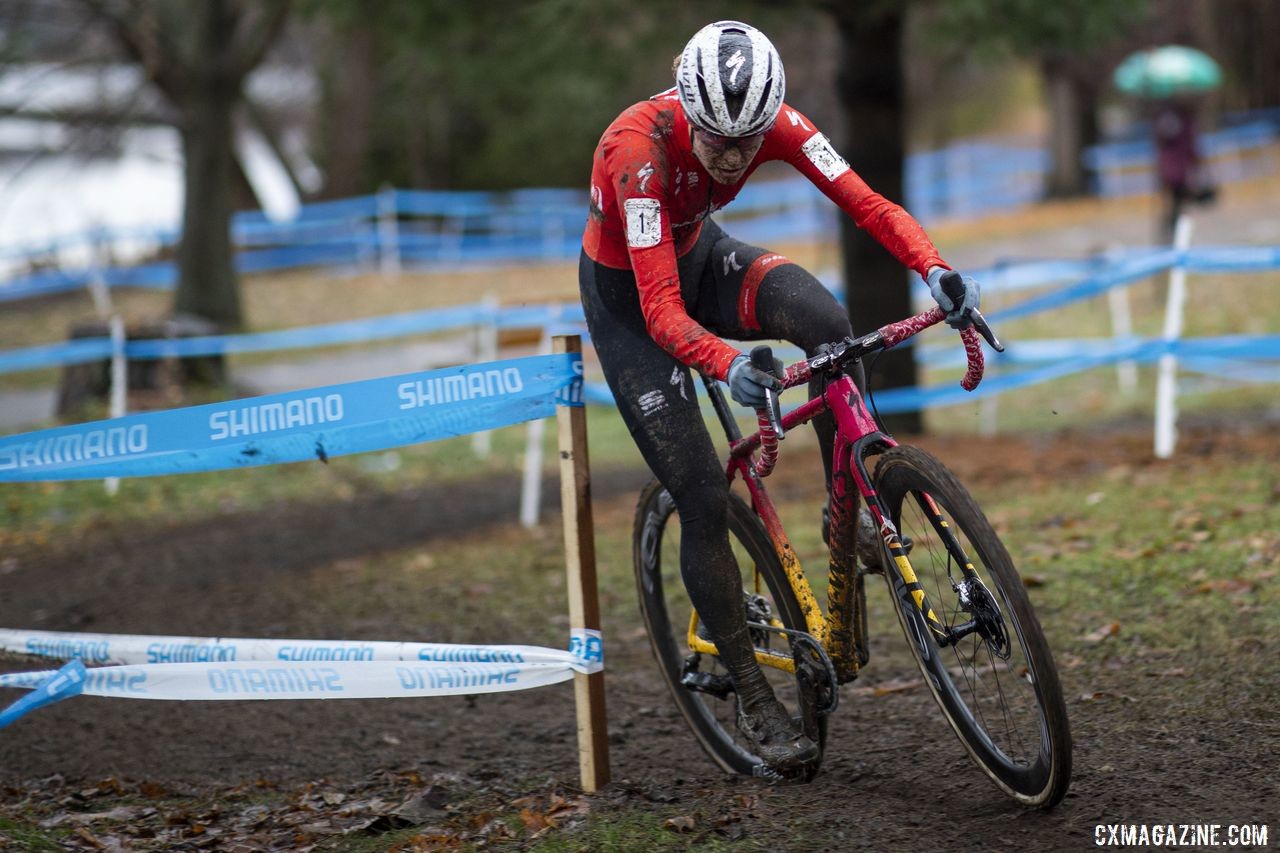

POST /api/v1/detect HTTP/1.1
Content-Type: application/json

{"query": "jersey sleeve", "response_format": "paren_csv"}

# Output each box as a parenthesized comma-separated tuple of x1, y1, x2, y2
(770, 106, 949, 278)
(603, 131, 741, 380)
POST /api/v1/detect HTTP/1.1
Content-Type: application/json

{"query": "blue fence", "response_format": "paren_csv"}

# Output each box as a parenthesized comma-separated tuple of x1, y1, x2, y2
(2, 243, 1277, 426)
(2, 108, 1276, 305)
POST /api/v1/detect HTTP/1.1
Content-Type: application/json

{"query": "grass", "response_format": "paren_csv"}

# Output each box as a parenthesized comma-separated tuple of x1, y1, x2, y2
(527, 811, 751, 851)
(0, 816, 66, 851)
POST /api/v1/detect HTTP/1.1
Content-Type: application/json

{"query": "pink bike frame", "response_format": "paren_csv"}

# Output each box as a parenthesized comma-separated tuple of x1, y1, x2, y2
(715, 308, 985, 671)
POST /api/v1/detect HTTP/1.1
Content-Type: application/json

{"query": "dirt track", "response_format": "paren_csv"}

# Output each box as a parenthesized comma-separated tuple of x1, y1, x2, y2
(1, 418, 1277, 850)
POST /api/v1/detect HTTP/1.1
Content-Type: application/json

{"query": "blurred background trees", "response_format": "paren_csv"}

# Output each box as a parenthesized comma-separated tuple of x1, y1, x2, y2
(1, 0, 1276, 408)
(79, 0, 292, 330)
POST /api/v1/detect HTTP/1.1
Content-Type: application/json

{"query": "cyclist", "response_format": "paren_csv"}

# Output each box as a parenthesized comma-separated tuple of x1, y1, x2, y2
(579, 20, 980, 774)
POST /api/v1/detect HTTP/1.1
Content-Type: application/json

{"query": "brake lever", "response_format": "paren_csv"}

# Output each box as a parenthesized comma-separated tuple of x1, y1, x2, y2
(763, 387, 784, 439)
(967, 308, 1004, 353)
(750, 345, 785, 441)
(939, 270, 1005, 353)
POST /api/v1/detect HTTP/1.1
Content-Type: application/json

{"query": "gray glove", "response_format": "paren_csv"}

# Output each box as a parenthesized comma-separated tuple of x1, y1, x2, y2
(927, 267, 981, 330)
(727, 354, 782, 409)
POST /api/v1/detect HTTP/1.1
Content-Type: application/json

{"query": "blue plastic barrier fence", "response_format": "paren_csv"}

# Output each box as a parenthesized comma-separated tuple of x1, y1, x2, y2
(0, 352, 580, 481)
(3, 105, 1276, 303)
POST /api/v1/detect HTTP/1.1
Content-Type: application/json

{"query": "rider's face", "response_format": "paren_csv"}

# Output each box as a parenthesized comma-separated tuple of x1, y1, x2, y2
(691, 128, 765, 185)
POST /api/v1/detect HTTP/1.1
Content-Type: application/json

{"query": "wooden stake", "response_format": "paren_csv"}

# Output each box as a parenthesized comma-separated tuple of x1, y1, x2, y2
(554, 335, 610, 791)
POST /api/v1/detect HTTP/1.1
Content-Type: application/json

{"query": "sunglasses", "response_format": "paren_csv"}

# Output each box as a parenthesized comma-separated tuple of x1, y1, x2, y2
(692, 127, 767, 152)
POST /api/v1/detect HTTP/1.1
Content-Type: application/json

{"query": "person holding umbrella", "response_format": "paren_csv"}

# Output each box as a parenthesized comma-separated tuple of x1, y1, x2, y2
(1114, 45, 1222, 240)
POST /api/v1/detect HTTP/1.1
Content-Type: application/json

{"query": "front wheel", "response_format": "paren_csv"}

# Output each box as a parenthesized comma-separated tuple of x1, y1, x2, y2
(632, 480, 825, 779)
(873, 446, 1072, 808)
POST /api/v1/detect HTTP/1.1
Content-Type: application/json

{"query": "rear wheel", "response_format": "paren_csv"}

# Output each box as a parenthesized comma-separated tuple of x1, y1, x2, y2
(632, 480, 825, 778)
(873, 446, 1072, 808)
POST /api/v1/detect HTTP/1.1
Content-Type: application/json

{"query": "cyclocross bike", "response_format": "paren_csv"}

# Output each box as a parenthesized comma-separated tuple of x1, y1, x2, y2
(632, 272, 1072, 807)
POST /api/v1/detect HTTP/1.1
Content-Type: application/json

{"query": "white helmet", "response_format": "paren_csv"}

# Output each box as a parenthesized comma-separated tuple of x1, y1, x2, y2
(675, 21, 785, 138)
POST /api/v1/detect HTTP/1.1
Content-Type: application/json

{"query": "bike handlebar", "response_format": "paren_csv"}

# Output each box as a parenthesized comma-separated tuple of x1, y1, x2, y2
(741, 305, 1004, 477)
(779, 304, 1002, 394)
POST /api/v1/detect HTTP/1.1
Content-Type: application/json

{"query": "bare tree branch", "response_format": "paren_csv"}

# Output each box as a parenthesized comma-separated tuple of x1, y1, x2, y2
(77, 0, 187, 101)
(229, 0, 291, 83)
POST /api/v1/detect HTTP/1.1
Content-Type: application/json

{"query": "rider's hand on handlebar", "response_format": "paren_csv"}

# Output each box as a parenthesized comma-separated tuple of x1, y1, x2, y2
(927, 266, 982, 330)
(727, 353, 783, 409)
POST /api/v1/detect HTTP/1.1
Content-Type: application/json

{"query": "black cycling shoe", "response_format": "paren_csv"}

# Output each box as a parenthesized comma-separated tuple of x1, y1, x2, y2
(737, 698, 819, 774)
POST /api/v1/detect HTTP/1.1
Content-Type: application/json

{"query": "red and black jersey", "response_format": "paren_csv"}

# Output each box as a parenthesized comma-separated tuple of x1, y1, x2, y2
(582, 88, 950, 380)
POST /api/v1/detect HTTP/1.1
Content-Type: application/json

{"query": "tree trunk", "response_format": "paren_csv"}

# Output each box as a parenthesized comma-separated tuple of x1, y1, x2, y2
(831, 7, 920, 434)
(1042, 57, 1100, 199)
(172, 3, 243, 330)
(1207, 0, 1280, 109)
(317, 18, 378, 198)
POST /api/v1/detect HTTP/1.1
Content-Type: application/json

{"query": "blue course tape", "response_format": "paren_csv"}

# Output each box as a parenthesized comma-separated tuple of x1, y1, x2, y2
(124, 303, 492, 359)
(1184, 245, 1280, 273)
(0, 338, 116, 374)
(871, 335, 1280, 414)
(988, 249, 1178, 323)
(0, 302, 586, 375)
(0, 660, 86, 729)
(0, 352, 581, 481)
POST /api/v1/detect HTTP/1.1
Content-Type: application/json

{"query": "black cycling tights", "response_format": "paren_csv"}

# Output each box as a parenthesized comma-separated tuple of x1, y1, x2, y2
(581, 221, 854, 708)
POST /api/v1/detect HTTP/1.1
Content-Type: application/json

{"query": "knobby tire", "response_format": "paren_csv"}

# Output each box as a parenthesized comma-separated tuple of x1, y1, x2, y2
(632, 480, 825, 779)
(874, 445, 1072, 808)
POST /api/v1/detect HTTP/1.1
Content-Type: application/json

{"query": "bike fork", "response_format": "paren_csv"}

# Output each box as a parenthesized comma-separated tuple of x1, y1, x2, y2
(847, 454, 950, 643)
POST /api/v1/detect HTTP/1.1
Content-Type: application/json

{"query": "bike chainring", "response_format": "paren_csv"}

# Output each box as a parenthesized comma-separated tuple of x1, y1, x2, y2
(744, 620, 840, 720)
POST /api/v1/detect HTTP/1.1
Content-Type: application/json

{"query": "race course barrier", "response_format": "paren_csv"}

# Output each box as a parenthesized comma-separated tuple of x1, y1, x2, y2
(2, 231, 1277, 461)
(0, 353, 577, 480)
(4, 106, 1275, 301)
(0, 337, 612, 791)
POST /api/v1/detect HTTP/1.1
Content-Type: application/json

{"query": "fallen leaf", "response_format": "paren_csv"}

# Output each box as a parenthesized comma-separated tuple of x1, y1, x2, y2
(354, 814, 413, 835)
(138, 781, 168, 798)
(518, 808, 553, 832)
(44, 806, 146, 827)
(74, 826, 106, 849)
(392, 786, 450, 825)
(1081, 622, 1120, 643)
(665, 815, 697, 833)
(1188, 577, 1255, 596)
(1021, 574, 1049, 587)
(852, 676, 923, 697)
(1079, 690, 1135, 703)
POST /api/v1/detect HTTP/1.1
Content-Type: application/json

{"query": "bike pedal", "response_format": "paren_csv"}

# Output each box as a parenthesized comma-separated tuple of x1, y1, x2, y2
(680, 669, 735, 701)
(750, 754, 820, 784)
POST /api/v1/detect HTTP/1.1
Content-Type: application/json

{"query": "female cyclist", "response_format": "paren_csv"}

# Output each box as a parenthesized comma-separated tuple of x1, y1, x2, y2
(579, 20, 980, 774)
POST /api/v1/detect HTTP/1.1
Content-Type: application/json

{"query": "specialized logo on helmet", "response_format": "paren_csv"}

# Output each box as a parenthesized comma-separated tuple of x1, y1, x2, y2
(725, 49, 746, 85)
(676, 20, 785, 138)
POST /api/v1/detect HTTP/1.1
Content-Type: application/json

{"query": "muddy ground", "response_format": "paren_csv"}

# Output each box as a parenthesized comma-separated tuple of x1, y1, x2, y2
(0, 416, 1277, 851)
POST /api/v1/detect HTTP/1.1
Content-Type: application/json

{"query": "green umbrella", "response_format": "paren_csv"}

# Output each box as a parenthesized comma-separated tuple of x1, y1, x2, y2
(1114, 45, 1222, 99)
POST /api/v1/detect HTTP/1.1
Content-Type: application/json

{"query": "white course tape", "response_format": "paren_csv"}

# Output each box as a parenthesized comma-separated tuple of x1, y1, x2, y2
(0, 629, 591, 671)
(0, 660, 575, 701)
